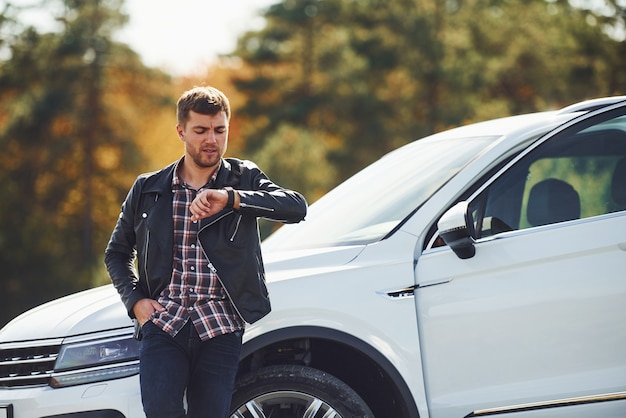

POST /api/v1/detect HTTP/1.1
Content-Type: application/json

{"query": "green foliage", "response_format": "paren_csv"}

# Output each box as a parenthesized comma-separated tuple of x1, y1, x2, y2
(253, 123, 338, 200)
(232, 0, 625, 187)
(0, 0, 172, 326)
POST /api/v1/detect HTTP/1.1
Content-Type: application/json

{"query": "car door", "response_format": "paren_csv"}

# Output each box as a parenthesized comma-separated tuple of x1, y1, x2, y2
(414, 104, 626, 418)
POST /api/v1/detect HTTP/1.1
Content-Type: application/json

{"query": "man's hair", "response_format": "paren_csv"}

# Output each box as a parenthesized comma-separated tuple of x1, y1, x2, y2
(176, 86, 231, 126)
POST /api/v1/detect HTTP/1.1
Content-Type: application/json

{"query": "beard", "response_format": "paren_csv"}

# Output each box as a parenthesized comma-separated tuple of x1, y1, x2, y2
(189, 145, 223, 169)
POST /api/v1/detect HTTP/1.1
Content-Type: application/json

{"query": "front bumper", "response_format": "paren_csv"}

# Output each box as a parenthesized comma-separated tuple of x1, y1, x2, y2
(0, 375, 144, 418)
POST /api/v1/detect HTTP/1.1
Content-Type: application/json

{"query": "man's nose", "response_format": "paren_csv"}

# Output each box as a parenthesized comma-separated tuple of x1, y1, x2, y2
(204, 130, 217, 142)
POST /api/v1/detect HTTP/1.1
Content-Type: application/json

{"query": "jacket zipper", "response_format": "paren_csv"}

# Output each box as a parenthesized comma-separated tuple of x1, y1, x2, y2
(142, 194, 158, 297)
(239, 202, 275, 212)
(230, 214, 242, 242)
(143, 230, 152, 296)
(200, 212, 231, 230)
(200, 245, 246, 322)
(195, 208, 251, 319)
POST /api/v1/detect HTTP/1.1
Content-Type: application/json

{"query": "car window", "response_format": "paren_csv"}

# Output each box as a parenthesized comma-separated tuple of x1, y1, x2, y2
(469, 112, 626, 239)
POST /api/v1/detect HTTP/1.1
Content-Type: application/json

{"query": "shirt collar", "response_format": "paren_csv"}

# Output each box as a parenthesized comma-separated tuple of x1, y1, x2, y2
(172, 157, 222, 190)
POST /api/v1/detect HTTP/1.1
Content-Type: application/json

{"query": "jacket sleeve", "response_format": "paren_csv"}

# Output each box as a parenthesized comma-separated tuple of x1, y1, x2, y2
(104, 178, 147, 318)
(236, 161, 307, 223)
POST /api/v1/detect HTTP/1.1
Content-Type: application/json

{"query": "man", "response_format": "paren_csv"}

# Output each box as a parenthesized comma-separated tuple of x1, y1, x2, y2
(104, 86, 307, 418)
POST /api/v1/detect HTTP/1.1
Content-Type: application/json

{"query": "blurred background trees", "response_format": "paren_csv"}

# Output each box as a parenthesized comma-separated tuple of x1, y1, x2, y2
(0, 0, 175, 324)
(0, 0, 624, 326)
(232, 0, 625, 184)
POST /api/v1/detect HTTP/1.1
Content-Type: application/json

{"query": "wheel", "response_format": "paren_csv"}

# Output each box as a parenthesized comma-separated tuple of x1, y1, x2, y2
(230, 364, 374, 418)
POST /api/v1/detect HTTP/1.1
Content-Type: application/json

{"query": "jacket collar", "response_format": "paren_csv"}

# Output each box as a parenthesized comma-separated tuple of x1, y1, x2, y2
(215, 158, 237, 188)
(141, 162, 177, 195)
(140, 158, 239, 196)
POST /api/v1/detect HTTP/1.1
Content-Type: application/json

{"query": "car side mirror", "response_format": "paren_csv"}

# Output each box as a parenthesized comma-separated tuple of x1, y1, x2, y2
(437, 201, 476, 259)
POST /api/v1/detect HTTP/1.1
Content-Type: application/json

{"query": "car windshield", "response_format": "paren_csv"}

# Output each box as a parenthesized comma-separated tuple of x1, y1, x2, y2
(263, 135, 500, 252)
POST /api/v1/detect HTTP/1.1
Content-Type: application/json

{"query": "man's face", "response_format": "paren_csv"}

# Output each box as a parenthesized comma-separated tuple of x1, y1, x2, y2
(177, 110, 229, 171)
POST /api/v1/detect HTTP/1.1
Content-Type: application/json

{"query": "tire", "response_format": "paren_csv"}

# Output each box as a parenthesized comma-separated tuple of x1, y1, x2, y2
(230, 364, 375, 418)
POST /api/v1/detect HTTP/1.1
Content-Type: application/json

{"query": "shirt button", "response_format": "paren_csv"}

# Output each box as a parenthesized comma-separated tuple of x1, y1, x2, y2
(190, 266, 195, 271)
(190, 244, 195, 248)
(142, 213, 147, 218)
(193, 220, 198, 224)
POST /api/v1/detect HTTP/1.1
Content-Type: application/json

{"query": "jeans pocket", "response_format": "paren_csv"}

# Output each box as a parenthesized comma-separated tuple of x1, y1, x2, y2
(133, 319, 142, 341)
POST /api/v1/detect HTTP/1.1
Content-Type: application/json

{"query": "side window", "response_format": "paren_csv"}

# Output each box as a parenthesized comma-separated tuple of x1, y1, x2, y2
(470, 114, 626, 239)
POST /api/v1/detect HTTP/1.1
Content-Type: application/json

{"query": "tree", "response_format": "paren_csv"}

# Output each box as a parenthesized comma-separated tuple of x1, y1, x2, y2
(230, 0, 625, 190)
(0, 0, 173, 326)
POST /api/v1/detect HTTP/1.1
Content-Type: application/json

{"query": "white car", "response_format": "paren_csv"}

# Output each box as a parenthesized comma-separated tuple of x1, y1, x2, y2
(1, 97, 625, 418)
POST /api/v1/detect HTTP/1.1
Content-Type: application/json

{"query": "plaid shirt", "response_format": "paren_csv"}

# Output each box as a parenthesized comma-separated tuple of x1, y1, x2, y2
(151, 159, 245, 340)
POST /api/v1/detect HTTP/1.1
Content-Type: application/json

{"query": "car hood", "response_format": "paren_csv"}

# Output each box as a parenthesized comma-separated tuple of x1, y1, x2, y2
(263, 245, 364, 282)
(0, 284, 131, 342)
(0, 245, 363, 343)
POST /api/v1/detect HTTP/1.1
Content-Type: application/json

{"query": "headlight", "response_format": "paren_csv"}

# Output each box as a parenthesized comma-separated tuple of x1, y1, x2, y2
(50, 333, 139, 388)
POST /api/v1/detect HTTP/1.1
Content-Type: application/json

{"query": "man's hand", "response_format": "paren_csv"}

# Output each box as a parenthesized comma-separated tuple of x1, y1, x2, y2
(133, 298, 165, 326)
(190, 189, 238, 221)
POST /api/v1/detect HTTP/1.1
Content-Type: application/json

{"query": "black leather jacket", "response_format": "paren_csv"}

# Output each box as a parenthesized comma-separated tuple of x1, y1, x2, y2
(104, 158, 307, 324)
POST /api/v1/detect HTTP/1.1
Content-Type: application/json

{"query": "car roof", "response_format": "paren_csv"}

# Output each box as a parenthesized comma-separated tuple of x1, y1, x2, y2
(424, 96, 626, 145)
(419, 111, 572, 145)
(557, 96, 626, 114)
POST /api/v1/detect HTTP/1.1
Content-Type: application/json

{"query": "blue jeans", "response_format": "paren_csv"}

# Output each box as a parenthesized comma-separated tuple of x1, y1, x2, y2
(139, 320, 242, 418)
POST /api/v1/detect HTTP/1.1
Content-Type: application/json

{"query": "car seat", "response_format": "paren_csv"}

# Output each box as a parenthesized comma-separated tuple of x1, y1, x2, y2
(527, 178, 581, 227)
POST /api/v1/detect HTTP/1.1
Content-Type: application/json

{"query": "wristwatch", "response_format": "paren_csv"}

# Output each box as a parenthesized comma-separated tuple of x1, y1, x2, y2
(225, 187, 235, 209)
